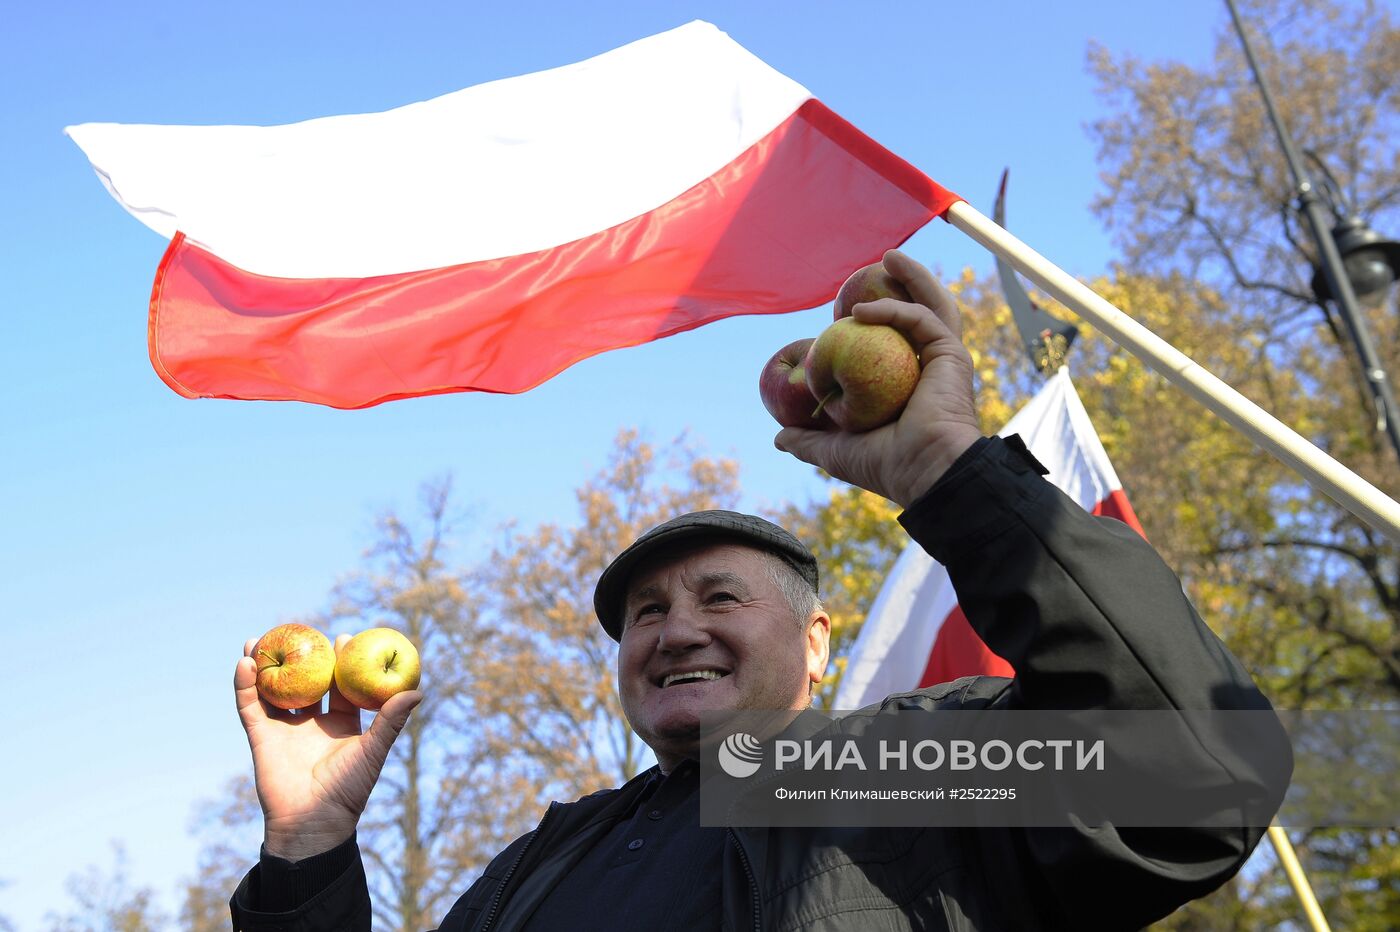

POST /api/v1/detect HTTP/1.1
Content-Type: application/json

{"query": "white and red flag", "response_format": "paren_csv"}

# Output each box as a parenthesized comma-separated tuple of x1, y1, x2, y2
(833, 368, 1145, 708)
(65, 21, 959, 409)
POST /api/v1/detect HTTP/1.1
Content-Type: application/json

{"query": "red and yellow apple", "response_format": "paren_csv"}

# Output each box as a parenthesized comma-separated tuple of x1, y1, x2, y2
(804, 318, 920, 432)
(334, 627, 422, 711)
(758, 338, 836, 429)
(253, 623, 336, 710)
(833, 262, 912, 320)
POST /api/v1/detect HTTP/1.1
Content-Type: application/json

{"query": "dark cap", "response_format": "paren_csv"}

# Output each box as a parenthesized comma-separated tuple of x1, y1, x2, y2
(593, 510, 819, 641)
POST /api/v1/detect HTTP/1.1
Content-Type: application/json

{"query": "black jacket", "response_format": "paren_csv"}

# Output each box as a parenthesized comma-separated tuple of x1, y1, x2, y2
(231, 436, 1291, 931)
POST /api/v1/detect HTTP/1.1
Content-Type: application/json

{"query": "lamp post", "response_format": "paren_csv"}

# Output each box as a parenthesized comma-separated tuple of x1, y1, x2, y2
(1225, 0, 1400, 464)
(1303, 153, 1400, 306)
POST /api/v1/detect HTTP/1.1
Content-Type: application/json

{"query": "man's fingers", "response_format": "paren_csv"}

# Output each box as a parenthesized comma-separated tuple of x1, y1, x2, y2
(235, 654, 257, 691)
(235, 655, 269, 725)
(326, 676, 361, 718)
(852, 251, 969, 371)
(850, 296, 959, 365)
(775, 426, 858, 478)
(322, 635, 359, 714)
(881, 249, 964, 340)
(774, 426, 823, 463)
(244, 637, 258, 658)
(236, 651, 299, 724)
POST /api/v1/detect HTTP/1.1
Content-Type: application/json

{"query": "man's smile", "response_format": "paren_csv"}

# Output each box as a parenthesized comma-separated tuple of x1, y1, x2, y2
(658, 668, 732, 688)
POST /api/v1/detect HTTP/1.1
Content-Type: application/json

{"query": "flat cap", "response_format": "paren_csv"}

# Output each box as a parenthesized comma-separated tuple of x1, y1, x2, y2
(593, 510, 819, 641)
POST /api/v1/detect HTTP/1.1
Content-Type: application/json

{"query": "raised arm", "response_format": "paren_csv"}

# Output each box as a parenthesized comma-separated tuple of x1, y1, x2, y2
(229, 633, 420, 930)
(777, 249, 1290, 928)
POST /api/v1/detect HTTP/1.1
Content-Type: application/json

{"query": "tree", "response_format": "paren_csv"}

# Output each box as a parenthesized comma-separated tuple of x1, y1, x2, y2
(1090, 0, 1398, 318)
(182, 480, 542, 932)
(965, 0, 1400, 923)
(950, 259, 1400, 929)
(179, 776, 261, 932)
(329, 442, 740, 927)
(44, 843, 167, 932)
(1086, 0, 1400, 704)
(181, 851, 245, 932)
(476, 428, 742, 788)
(317, 476, 537, 932)
(181, 431, 744, 928)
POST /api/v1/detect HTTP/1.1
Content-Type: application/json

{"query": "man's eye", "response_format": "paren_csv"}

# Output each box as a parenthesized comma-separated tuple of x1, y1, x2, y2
(711, 592, 737, 603)
(633, 604, 664, 622)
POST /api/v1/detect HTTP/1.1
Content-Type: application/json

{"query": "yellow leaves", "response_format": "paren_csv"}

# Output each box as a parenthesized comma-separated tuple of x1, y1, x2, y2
(946, 266, 977, 298)
(480, 426, 745, 782)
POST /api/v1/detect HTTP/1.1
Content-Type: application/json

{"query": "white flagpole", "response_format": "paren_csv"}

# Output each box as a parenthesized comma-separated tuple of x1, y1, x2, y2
(1266, 826, 1332, 932)
(945, 200, 1400, 545)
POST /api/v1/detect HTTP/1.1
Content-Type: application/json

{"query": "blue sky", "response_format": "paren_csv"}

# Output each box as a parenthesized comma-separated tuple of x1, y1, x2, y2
(2, 0, 1230, 926)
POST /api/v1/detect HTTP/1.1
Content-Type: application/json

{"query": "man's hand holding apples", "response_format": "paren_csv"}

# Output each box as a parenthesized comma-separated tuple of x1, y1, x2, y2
(235, 629, 422, 861)
(773, 249, 984, 507)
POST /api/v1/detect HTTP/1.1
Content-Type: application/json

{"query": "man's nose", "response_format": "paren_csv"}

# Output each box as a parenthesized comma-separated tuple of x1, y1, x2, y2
(657, 602, 711, 653)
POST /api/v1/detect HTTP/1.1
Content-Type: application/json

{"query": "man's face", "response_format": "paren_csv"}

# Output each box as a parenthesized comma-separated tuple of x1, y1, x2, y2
(616, 540, 830, 771)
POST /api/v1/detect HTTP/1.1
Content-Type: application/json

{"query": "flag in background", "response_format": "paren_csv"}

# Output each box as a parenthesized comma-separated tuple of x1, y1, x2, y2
(66, 21, 960, 409)
(833, 368, 1145, 709)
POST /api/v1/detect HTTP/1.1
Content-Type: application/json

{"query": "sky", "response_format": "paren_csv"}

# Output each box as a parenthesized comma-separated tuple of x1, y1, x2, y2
(0, 0, 1242, 927)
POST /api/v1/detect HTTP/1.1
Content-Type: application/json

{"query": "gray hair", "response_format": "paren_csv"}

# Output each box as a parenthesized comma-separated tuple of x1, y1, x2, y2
(761, 550, 826, 697)
(761, 550, 823, 624)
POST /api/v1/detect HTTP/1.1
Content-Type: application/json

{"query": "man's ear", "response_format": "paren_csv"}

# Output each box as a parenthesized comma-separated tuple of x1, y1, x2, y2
(806, 610, 831, 689)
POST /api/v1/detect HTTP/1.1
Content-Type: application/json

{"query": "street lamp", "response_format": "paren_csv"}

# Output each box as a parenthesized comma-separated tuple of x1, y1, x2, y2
(1225, 0, 1400, 464)
(1305, 152, 1400, 304)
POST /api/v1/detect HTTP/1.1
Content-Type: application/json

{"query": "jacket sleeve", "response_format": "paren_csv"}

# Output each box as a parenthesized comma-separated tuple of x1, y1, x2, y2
(898, 435, 1292, 929)
(227, 829, 533, 932)
(229, 836, 372, 931)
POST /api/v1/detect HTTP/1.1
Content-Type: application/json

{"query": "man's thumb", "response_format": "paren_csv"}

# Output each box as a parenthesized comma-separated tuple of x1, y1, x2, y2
(777, 425, 853, 476)
(363, 690, 422, 753)
(774, 427, 822, 463)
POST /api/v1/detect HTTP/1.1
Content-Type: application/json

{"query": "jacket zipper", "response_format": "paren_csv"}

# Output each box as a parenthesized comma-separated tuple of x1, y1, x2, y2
(727, 828, 761, 932)
(480, 801, 559, 932)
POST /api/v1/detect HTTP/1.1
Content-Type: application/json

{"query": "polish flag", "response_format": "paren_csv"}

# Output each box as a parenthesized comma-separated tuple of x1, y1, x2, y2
(65, 22, 959, 409)
(833, 368, 1145, 708)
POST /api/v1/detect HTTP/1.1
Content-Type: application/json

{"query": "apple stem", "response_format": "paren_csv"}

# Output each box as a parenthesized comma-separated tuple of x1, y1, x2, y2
(384, 649, 398, 673)
(257, 648, 282, 668)
(812, 389, 839, 419)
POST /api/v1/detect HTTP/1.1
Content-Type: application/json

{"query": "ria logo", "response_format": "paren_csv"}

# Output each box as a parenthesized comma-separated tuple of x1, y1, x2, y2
(718, 732, 763, 778)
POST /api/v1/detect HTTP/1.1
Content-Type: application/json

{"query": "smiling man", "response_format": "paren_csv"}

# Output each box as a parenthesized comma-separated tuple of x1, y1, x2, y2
(604, 515, 832, 773)
(229, 250, 1289, 931)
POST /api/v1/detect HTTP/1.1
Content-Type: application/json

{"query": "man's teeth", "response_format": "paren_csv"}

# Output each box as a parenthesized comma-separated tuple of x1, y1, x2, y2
(662, 670, 728, 688)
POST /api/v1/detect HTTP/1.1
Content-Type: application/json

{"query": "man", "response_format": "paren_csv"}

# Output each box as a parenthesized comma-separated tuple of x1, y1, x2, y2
(229, 250, 1289, 930)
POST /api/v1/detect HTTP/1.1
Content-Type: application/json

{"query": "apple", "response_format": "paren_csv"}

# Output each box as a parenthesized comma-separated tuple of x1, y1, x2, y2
(252, 623, 336, 710)
(759, 338, 836, 429)
(833, 262, 912, 320)
(804, 318, 920, 432)
(334, 627, 422, 711)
